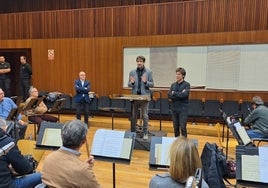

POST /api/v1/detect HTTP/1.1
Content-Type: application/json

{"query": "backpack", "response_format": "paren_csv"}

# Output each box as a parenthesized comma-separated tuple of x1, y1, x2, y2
(201, 142, 228, 188)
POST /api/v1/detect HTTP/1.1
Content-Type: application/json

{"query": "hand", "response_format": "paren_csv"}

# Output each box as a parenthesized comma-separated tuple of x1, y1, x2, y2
(86, 155, 95, 167)
(141, 75, 147, 83)
(130, 76, 135, 83)
(18, 120, 26, 125)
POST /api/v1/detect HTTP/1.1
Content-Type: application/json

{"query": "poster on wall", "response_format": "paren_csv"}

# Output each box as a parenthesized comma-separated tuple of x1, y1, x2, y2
(48, 49, 55, 61)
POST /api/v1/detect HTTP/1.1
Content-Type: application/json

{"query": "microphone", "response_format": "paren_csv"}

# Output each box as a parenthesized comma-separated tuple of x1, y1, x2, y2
(0, 142, 15, 157)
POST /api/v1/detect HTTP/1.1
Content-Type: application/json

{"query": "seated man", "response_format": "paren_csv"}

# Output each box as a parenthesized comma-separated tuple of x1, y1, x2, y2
(24, 87, 58, 132)
(0, 118, 41, 188)
(244, 96, 268, 138)
(41, 119, 101, 188)
(0, 88, 27, 139)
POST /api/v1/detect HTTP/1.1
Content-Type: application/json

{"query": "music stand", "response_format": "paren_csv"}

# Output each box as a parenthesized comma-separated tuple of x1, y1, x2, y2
(23, 97, 45, 113)
(36, 121, 63, 150)
(48, 98, 67, 121)
(6, 107, 23, 140)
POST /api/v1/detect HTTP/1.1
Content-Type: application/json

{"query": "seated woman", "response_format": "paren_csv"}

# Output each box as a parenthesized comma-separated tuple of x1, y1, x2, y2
(24, 87, 58, 132)
(149, 137, 208, 188)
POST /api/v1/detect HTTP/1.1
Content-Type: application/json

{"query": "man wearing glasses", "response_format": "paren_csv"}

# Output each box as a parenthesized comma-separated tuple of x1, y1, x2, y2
(244, 96, 268, 138)
(0, 88, 27, 139)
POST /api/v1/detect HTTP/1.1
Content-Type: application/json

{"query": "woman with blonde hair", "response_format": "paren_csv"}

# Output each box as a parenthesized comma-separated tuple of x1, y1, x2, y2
(149, 137, 208, 188)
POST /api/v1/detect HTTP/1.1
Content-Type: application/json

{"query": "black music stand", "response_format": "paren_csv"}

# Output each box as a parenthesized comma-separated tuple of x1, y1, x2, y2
(97, 107, 126, 188)
(48, 98, 66, 121)
(23, 97, 45, 113)
(23, 97, 45, 140)
(36, 121, 63, 150)
(6, 107, 23, 140)
(91, 129, 135, 188)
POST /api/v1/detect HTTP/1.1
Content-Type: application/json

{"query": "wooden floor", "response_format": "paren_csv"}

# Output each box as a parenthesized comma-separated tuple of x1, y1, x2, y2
(23, 114, 237, 188)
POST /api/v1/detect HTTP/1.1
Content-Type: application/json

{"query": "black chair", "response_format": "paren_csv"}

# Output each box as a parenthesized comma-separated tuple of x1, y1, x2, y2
(222, 100, 239, 117)
(203, 100, 221, 124)
(10, 96, 23, 107)
(240, 101, 251, 121)
(158, 98, 171, 116)
(98, 96, 111, 109)
(188, 99, 204, 124)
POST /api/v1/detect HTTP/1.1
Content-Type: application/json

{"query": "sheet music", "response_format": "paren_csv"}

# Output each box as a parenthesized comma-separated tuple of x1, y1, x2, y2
(241, 155, 260, 182)
(259, 147, 268, 183)
(91, 129, 129, 158)
(120, 138, 132, 159)
(41, 128, 62, 147)
(236, 126, 251, 145)
(154, 137, 176, 166)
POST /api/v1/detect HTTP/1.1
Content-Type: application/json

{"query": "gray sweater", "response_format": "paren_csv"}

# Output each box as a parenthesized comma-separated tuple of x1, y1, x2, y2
(244, 105, 268, 136)
(149, 173, 209, 188)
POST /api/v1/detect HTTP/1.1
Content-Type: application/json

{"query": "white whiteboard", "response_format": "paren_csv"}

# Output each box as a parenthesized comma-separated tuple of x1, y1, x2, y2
(123, 44, 268, 91)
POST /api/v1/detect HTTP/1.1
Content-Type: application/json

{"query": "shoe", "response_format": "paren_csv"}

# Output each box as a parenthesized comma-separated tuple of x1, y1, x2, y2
(143, 134, 148, 140)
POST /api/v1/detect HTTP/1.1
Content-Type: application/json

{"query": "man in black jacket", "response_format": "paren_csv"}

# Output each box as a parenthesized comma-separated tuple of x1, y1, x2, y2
(0, 118, 41, 188)
(168, 67, 190, 137)
(19, 56, 32, 102)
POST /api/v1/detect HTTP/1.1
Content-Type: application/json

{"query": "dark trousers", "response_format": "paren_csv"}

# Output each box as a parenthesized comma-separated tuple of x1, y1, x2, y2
(28, 114, 58, 132)
(0, 78, 11, 97)
(76, 102, 90, 125)
(171, 109, 188, 137)
(20, 78, 31, 101)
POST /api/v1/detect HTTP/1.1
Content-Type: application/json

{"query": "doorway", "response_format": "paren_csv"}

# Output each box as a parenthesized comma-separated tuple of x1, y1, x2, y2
(0, 49, 32, 97)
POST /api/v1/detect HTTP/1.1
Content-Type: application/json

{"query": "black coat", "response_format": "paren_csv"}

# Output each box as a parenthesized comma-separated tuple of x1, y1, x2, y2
(0, 130, 31, 188)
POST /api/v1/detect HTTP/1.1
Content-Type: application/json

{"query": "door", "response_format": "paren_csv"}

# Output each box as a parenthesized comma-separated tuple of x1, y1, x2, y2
(0, 49, 32, 96)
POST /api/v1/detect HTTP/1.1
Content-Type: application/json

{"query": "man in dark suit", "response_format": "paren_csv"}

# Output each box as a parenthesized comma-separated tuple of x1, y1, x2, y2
(74, 71, 91, 126)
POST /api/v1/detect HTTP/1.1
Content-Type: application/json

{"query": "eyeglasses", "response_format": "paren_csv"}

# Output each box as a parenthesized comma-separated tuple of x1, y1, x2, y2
(136, 60, 143, 62)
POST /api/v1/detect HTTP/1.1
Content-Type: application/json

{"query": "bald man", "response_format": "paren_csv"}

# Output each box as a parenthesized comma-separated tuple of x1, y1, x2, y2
(74, 71, 91, 126)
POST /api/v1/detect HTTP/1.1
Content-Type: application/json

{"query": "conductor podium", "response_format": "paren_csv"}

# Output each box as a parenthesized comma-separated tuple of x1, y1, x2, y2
(112, 94, 167, 151)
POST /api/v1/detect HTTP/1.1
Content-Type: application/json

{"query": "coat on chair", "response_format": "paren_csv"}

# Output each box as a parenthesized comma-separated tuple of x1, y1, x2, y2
(74, 79, 91, 103)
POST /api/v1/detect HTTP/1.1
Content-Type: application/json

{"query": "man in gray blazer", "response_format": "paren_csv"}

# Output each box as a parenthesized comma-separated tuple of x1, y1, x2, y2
(128, 56, 154, 139)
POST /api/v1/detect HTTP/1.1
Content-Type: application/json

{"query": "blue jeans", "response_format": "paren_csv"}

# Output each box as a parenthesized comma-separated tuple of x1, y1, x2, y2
(12, 172, 42, 188)
(247, 129, 267, 139)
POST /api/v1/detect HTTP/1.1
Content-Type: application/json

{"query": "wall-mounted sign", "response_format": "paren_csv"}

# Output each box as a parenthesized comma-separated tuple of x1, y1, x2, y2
(48, 49, 55, 60)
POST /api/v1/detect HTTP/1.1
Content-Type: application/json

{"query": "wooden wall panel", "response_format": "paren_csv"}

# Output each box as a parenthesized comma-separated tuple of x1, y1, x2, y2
(0, 0, 187, 13)
(1, 31, 268, 102)
(1, 0, 268, 39)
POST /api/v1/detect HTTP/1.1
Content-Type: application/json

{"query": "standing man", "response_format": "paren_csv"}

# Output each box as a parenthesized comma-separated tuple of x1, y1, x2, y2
(244, 96, 268, 138)
(20, 56, 32, 102)
(0, 56, 11, 97)
(128, 56, 154, 139)
(74, 71, 91, 127)
(168, 67, 190, 137)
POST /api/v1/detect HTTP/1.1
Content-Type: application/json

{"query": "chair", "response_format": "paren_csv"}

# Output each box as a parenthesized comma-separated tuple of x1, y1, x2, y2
(203, 100, 221, 124)
(251, 137, 268, 146)
(188, 99, 204, 124)
(240, 101, 251, 121)
(222, 100, 239, 117)
(17, 139, 45, 163)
